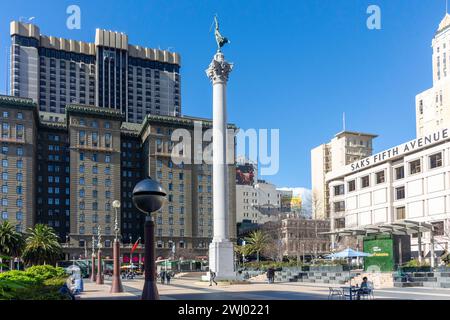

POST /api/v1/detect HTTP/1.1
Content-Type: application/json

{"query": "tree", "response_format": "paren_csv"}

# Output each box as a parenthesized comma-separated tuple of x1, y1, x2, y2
(0, 221, 25, 270)
(311, 190, 323, 220)
(261, 237, 284, 262)
(22, 224, 62, 266)
(245, 230, 270, 262)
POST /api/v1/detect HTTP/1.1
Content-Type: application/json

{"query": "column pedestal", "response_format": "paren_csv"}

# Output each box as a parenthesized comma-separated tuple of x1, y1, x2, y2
(209, 240, 235, 280)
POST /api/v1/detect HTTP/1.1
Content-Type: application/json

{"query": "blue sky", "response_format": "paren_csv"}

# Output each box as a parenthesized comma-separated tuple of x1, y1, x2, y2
(0, 0, 447, 188)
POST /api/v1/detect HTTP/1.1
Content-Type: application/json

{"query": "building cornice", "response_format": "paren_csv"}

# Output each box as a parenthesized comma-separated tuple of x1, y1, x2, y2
(65, 104, 125, 122)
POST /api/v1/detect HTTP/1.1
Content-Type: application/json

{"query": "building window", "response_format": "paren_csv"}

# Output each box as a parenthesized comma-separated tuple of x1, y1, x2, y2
(334, 201, 345, 212)
(409, 159, 421, 175)
(375, 171, 385, 184)
(395, 166, 404, 180)
(361, 175, 370, 188)
(334, 185, 344, 196)
(432, 221, 444, 236)
(348, 180, 356, 192)
(429, 153, 442, 169)
(395, 186, 405, 200)
(334, 218, 345, 229)
(396, 207, 406, 220)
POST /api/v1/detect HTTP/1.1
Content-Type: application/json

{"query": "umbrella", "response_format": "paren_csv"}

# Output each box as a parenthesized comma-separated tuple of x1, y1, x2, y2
(325, 247, 371, 259)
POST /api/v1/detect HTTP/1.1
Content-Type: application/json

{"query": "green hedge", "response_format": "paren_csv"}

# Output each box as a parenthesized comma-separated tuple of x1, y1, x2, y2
(0, 265, 70, 300)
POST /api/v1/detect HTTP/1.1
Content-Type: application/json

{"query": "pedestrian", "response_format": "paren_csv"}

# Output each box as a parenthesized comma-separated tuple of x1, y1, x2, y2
(266, 268, 271, 284)
(160, 271, 166, 284)
(209, 270, 218, 286)
(166, 271, 171, 284)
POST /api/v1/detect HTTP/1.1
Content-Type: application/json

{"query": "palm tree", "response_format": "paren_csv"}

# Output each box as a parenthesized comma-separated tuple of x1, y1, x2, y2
(245, 230, 271, 262)
(22, 224, 62, 266)
(0, 221, 24, 270)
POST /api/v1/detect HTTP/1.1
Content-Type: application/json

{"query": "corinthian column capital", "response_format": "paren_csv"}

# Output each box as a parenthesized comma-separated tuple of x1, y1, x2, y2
(206, 52, 233, 83)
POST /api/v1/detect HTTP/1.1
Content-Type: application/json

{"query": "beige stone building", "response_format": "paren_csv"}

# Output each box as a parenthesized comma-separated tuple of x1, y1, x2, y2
(0, 95, 237, 260)
(263, 214, 330, 259)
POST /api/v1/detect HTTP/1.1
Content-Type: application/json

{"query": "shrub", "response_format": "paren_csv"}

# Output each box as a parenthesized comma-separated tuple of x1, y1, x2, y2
(25, 265, 66, 281)
(403, 259, 430, 268)
(0, 270, 41, 286)
(42, 277, 67, 287)
(0, 265, 70, 300)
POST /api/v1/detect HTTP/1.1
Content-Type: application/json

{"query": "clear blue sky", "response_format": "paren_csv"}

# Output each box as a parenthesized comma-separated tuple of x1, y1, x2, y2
(0, 0, 447, 188)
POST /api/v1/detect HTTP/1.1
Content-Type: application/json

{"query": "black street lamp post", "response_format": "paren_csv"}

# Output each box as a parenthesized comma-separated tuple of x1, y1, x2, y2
(132, 177, 167, 300)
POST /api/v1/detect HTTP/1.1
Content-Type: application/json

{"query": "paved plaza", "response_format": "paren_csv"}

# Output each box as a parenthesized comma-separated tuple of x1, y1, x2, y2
(77, 277, 450, 300)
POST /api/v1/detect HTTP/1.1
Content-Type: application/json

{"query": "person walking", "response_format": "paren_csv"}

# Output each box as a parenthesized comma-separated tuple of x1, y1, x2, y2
(266, 268, 272, 284)
(166, 271, 171, 285)
(160, 270, 166, 284)
(209, 270, 218, 286)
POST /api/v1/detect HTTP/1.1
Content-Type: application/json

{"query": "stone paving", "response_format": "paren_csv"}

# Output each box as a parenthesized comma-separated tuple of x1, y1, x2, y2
(77, 276, 450, 300)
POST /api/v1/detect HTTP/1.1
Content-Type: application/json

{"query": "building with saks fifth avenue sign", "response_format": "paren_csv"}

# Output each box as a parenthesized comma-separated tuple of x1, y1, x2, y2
(327, 128, 450, 260)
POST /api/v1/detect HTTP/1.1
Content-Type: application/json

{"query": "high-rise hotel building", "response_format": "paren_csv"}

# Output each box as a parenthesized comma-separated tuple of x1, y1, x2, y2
(311, 131, 377, 220)
(417, 14, 450, 137)
(10, 21, 181, 123)
(0, 95, 237, 258)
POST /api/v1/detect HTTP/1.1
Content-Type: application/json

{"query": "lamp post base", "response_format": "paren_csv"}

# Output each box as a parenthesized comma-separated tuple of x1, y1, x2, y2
(110, 239, 123, 293)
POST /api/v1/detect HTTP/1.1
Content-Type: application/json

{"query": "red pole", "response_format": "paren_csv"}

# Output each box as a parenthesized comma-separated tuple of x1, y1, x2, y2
(96, 250, 104, 285)
(90, 255, 96, 282)
(141, 216, 159, 300)
(110, 239, 123, 293)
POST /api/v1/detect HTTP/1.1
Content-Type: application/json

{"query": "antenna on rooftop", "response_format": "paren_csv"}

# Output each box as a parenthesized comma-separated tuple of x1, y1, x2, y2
(343, 112, 346, 131)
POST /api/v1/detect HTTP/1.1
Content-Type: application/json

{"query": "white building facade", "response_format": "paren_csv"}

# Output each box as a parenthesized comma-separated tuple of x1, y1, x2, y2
(327, 128, 450, 257)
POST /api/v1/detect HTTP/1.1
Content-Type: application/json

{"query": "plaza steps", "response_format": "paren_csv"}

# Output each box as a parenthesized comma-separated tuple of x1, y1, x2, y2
(393, 271, 450, 288)
(273, 269, 361, 285)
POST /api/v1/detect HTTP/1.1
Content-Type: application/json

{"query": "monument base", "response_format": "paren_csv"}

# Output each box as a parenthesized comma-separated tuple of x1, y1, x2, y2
(208, 239, 236, 281)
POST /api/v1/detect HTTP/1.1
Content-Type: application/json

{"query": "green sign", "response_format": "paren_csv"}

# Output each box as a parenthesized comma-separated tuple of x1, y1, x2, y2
(363, 236, 394, 272)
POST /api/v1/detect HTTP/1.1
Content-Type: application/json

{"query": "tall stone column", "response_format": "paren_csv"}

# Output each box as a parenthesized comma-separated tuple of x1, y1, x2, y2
(206, 51, 235, 280)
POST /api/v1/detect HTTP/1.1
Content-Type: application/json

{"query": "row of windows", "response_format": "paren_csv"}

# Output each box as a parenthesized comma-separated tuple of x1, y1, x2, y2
(1, 123, 24, 139)
(38, 176, 70, 184)
(2, 111, 24, 120)
(78, 201, 110, 211)
(79, 152, 112, 163)
(1, 198, 24, 207)
(335, 152, 445, 195)
(1, 211, 23, 220)
(156, 228, 186, 237)
(1, 145, 23, 156)
(79, 226, 112, 235)
(37, 198, 70, 206)
(2, 159, 24, 168)
(78, 189, 112, 199)
(1, 172, 23, 181)
(79, 165, 111, 174)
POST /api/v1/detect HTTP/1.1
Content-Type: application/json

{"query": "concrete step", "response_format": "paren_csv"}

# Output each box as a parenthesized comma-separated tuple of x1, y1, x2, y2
(394, 282, 423, 288)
